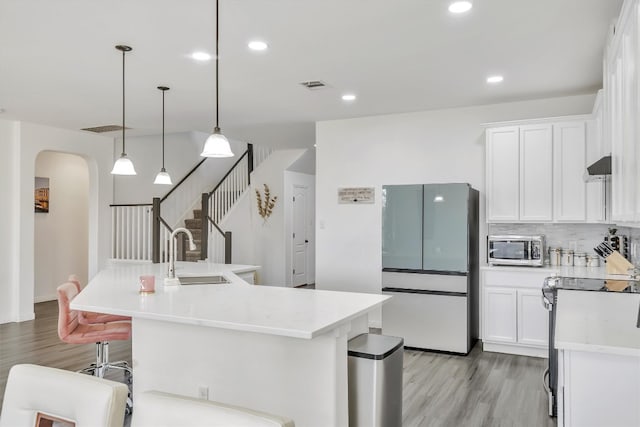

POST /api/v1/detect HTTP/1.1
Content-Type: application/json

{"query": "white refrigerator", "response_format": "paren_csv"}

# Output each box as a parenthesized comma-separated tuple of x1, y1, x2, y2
(381, 183, 479, 354)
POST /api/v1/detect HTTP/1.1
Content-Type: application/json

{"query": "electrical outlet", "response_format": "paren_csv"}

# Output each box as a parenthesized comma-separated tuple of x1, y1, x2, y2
(198, 385, 209, 400)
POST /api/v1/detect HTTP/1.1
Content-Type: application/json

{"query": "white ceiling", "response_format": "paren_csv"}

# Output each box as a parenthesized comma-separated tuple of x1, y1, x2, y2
(0, 0, 624, 142)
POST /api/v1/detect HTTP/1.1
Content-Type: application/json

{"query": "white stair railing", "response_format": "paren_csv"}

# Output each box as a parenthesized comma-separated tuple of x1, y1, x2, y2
(111, 204, 153, 261)
(209, 227, 227, 264)
(208, 145, 273, 224)
(158, 221, 172, 264)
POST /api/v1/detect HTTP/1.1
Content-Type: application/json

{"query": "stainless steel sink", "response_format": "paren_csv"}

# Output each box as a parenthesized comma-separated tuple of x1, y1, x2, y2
(177, 275, 230, 285)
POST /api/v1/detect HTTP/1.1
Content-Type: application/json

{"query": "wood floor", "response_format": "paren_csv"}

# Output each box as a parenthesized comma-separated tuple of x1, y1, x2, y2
(1, 301, 555, 427)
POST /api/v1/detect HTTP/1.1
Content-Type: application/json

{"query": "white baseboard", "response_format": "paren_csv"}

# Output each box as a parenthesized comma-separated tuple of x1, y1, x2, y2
(482, 341, 548, 358)
(34, 294, 57, 303)
(17, 312, 35, 322)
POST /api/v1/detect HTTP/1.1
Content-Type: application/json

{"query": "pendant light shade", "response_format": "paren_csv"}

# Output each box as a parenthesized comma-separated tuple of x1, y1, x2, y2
(154, 86, 173, 185)
(201, 127, 233, 157)
(111, 154, 137, 175)
(111, 45, 136, 175)
(154, 168, 172, 185)
(201, 0, 234, 158)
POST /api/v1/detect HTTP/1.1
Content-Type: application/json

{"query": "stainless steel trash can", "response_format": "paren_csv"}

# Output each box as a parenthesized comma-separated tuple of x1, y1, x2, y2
(347, 333, 404, 427)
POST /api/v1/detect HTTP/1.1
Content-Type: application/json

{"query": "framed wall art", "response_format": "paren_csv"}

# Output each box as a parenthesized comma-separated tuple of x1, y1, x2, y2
(35, 177, 50, 213)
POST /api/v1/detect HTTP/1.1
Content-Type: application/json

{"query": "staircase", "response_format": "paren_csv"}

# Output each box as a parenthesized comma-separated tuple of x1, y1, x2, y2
(183, 209, 203, 262)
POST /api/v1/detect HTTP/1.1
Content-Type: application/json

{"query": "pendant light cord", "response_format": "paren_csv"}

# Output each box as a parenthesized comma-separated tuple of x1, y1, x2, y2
(162, 89, 165, 169)
(215, 0, 220, 130)
(122, 48, 126, 154)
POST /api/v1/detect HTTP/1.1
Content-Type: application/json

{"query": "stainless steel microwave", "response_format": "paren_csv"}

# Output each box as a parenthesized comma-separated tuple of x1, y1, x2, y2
(487, 235, 544, 267)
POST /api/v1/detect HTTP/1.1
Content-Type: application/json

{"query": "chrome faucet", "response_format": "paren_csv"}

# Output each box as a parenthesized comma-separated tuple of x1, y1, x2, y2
(167, 227, 197, 280)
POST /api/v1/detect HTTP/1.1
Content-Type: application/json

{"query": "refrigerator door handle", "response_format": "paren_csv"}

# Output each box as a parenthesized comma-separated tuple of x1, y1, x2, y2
(382, 287, 467, 297)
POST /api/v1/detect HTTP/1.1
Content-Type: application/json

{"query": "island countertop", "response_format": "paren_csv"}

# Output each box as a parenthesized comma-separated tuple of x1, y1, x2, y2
(71, 261, 390, 339)
(555, 289, 640, 357)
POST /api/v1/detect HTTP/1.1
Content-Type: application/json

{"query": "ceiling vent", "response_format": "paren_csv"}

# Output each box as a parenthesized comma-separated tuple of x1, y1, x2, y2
(81, 125, 127, 133)
(300, 80, 328, 90)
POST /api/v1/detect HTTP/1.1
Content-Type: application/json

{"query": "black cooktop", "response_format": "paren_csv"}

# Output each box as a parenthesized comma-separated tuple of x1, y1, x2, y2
(544, 276, 640, 294)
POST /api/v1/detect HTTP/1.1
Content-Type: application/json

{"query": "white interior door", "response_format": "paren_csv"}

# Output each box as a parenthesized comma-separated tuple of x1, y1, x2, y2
(292, 185, 308, 286)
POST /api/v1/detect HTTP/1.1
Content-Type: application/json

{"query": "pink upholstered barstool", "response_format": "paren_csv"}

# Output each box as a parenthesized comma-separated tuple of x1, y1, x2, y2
(56, 281, 132, 380)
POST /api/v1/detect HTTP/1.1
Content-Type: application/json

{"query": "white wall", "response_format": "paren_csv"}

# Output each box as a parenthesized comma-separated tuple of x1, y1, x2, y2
(250, 150, 307, 285)
(218, 190, 255, 266)
(0, 118, 113, 323)
(0, 120, 20, 323)
(315, 94, 596, 327)
(34, 152, 89, 302)
(221, 149, 306, 285)
(287, 149, 316, 175)
(227, 122, 315, 150)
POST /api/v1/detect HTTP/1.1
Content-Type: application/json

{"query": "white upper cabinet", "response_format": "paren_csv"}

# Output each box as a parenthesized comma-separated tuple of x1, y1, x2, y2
(486, 127, 520, 221)
(519, 124, 553, 222)
(553, 122, 587, 222)
(486, 119, 597, 223)
(604, 0, 639, 225)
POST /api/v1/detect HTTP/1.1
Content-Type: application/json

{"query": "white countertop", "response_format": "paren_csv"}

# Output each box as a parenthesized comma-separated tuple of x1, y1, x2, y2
(71, 261, 390, 340)
(481, 264, 634, 280)
(555, 289, 640, 357)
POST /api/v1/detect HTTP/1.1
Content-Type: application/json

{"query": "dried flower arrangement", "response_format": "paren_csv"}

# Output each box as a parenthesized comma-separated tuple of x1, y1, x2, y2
(255, 183, 277, 220)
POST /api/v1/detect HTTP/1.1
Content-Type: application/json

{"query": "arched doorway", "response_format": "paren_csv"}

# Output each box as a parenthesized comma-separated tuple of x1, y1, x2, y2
(34, 151, 89, 302)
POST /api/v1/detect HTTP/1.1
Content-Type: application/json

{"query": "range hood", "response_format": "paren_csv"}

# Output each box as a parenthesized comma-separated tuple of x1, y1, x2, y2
(586, 155, 611, 176)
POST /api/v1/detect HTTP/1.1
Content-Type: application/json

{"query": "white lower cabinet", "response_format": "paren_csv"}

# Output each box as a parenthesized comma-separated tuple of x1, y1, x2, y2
(481, 269, 550, 357)
(516, 288, 548, 346)
(483, 287, 517, 343)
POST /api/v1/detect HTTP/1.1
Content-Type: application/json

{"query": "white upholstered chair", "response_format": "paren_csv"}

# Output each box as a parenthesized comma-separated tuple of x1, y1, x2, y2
(131, 390, 295, 427)
(0, 364, 129, 427)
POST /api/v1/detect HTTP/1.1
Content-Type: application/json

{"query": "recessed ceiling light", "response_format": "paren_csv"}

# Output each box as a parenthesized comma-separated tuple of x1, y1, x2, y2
(487, 75, 504, 84)
(248, 40, 268, 51)
(191, 51, 212, 61)
(342, 94, 356, 102)
(448, 1, 472, 14)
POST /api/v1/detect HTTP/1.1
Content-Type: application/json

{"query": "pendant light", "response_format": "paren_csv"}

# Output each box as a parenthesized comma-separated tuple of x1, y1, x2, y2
(200, 0, 234, 158)
(111, 45, 137, 175)
(154, 86, 172, 185)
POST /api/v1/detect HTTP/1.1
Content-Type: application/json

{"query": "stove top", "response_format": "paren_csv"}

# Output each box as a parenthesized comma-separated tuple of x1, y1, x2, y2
(543, 276, 640, 294)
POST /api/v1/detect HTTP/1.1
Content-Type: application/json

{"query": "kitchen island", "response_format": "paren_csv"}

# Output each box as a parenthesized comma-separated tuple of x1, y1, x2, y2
(71, 261, 390, 427)
(554, 289, 640, 427)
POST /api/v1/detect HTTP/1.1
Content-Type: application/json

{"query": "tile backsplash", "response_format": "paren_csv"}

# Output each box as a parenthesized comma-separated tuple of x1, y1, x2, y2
(488, 223, 639, 266)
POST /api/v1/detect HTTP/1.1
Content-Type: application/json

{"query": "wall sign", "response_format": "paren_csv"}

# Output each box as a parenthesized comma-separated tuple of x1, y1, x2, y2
(338, 187, 375, 204)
